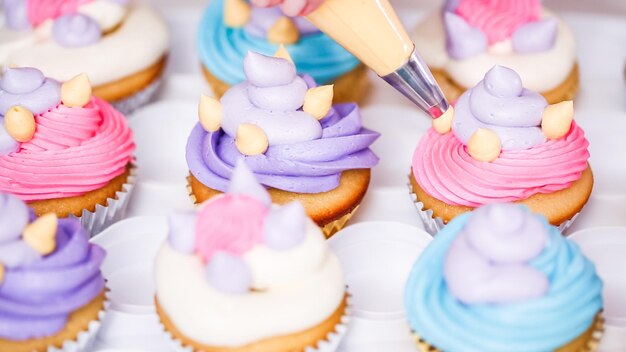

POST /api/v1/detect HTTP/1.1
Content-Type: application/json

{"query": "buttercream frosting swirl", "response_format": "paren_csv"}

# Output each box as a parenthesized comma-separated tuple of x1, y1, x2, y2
(0, 96, 134, 201)
(187, 52, 378, 194)
(411, 66, 589, 206)
(0, 193, 106, 341)
(405, 204, 602, 352)
(197, 0, 360, 85)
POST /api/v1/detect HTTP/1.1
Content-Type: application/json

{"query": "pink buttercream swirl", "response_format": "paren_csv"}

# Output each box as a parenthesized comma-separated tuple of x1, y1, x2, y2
(26, 0, 93, 26)
(455, 0, 541, 44)
(195, 195, 268, 263)
(412, 123, 589, 207)
(0, 97, 134, 201)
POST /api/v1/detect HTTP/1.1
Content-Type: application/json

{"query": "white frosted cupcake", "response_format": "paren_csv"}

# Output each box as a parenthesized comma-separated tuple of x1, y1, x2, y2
(155, 160, 348, 351)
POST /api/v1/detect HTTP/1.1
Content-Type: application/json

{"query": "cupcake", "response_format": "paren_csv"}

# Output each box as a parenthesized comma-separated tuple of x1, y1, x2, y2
(155, 160, 348, 351)
(0, 67, 135, 234)
(197, 0, 368, 103)
(0, 193, 107, 352)
(409, 65, 592, 234)
(405, 203, 604, 352)
(187, 51, 379, 237)
(1, 0, 169, 113)
(412, 0, 578, 104)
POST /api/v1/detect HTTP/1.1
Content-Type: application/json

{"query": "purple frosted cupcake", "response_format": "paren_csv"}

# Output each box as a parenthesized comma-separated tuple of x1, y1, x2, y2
(187, 50, 379, 237)
(0, 193, 106, 352)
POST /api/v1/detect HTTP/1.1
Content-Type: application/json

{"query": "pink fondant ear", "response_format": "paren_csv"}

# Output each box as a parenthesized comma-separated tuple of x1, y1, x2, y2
(227, 159, 271, 205)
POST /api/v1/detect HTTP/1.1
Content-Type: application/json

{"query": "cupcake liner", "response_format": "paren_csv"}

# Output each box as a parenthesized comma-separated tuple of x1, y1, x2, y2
(162, 291, 352, 352)
(47, 292, 110, 352)
(411, 312, 604, 352)
(407, 174, 579, 236)
(321, 206, 360, 239)
(70, 166, 137, 237)
(111, 77, 163, 115)
(188, 176, 358, 239)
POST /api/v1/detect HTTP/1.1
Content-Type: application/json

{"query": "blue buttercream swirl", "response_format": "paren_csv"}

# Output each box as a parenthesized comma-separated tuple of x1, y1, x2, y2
(197, 0, 360, 85)
(404, 212, 603, 352)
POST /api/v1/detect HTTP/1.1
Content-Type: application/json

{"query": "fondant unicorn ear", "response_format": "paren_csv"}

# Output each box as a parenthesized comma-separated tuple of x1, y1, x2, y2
(22, 213, 57, 255)
(444, 12, 487, 59)
(236, 123, 269, 155)
(199, 94, 222, 132)
(468, 128, 501, 162)
(0, 193, 30, 242)
(4, 106, 36, 142)
(205, 251, 252, 294)
(264, 201, 306, 250)
(267, 17, 299, 45)
(512, 19, 558, 54)
(303, 85, 334, 120)
(224, 0, 251, 28)
(433, 106, 455, 134)
(0, 263, 4, 285)
(61, 73, 92, 108)
(227, 159, 271, 205)
(274, 44, 294, 63)
(167, 211, 197, 254)
(541, 101, 573, 139)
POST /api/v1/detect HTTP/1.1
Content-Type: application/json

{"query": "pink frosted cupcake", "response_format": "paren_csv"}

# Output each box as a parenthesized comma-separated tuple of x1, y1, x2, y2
(0, 67, 135, 234)
(409, 66, 592, 234)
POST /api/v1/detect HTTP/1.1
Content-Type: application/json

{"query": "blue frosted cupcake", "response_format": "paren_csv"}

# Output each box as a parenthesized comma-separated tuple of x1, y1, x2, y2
(197, 0, 368, 103)
(404, 203, 604, 352)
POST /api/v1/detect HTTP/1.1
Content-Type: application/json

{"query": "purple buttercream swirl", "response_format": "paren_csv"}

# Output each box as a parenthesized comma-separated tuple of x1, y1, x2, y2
(443, 203, 549, 304)
(0, 201, 105, 341)
(187, 103, 379, 193)
(452, 65, 548, 150)
(244, 5, 318, 38)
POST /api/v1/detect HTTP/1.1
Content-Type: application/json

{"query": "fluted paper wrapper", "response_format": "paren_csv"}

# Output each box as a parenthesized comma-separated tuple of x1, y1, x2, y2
(112, 78, 162, 115)
(70, 166, 137, 236)
(407, 174, 578, 236)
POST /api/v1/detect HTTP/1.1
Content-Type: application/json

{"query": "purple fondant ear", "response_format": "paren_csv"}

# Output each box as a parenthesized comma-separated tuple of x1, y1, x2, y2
(4, 0, 30, 30)
(0, 193, 29, 242)
(263, 201, 306, 250)
(205, 251, 252, 294)
(167, 211, 197, 254)
(512, 18, 558, 54)
(443, 0, 461, 12)
(444, 12, 488, 60)
(227, 159, 271, 205)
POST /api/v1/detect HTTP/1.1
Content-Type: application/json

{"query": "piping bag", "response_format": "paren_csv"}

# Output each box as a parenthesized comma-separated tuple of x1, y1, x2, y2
(305, 0, 449, 118)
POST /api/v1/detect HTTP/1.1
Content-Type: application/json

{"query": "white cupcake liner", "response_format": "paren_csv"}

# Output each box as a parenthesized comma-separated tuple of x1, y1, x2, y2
(407, 174, 578, 236)
(46, 293, 110, 352)
(162, 291, 352, 352)
(69, 166, 137, 237)
(111, 77, 163, 115)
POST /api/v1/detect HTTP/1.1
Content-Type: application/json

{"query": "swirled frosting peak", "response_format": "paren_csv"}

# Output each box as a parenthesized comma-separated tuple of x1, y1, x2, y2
(187, 51, 379, 194)
(405, 203, 603, 352)
(0, 192, 106, 341)
(444, 0, 558, 58)
(169, 161, 309, 294)
(452, 65, 548, 151)
(444, 203, 548, 304)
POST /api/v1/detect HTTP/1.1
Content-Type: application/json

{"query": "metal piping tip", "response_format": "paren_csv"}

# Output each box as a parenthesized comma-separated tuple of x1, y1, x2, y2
(381, 49, 450, 119)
